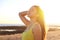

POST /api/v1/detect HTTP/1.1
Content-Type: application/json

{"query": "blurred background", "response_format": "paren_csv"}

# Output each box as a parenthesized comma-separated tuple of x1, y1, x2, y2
(0, 0, 60, 40)
(0, 0, 60, 26)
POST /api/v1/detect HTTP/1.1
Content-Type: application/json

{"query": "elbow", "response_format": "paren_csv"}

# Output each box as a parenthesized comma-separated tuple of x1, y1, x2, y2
(19, 12, 21, 16)
(19, 12, 21, 18)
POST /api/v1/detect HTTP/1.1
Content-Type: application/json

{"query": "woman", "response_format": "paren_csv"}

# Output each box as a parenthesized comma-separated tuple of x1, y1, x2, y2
(19, 5, 47, 40)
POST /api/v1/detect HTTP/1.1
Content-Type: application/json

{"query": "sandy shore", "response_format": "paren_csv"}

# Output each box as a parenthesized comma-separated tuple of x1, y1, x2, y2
(0, 28, 60, 40)
(47, 30, 60, 40)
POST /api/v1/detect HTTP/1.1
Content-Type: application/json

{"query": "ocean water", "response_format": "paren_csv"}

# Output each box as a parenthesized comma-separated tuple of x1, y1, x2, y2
(0, 24, 24, 26)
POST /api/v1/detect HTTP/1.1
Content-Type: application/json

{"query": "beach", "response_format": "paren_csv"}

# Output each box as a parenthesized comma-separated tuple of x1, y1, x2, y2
(0, 26, 60, 40)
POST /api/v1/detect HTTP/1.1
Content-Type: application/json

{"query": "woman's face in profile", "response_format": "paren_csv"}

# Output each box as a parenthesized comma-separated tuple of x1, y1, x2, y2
(28, 7, 38, 18)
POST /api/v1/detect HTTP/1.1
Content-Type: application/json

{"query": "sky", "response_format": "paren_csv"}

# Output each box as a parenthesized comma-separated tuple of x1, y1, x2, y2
(0, 0, 60, 25)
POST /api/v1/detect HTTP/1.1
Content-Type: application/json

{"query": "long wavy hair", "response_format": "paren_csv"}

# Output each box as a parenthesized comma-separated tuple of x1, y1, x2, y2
(31, 5, 47, 40)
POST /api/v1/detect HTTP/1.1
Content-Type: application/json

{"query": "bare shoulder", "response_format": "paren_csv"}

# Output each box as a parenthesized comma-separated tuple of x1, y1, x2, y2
(32, 23, 42, 31)
(32, 23, 42, 40)
(34, 23, 41, 28)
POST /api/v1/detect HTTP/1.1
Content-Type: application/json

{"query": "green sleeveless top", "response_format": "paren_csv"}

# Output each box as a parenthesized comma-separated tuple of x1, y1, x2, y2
(22, 23, 36, 40)
(22, 28, 34, 40)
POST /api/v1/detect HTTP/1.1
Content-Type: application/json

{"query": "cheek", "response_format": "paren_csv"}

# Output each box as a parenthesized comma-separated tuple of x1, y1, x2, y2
(27, 14, 32, 18)
(27, 12, 33, 17)
(28, 11, 37, 17)
(28, 14, 37, 18)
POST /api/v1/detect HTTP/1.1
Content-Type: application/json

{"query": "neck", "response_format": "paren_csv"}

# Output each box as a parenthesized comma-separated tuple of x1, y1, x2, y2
(31, 19, 38, 24)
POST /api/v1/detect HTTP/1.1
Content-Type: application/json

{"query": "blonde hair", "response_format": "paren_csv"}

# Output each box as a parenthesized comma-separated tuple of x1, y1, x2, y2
(32, 5, 47, 40)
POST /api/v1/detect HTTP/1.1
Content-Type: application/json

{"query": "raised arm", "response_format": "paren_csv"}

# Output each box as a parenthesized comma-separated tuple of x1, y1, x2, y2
(19, 11, 30, 27)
